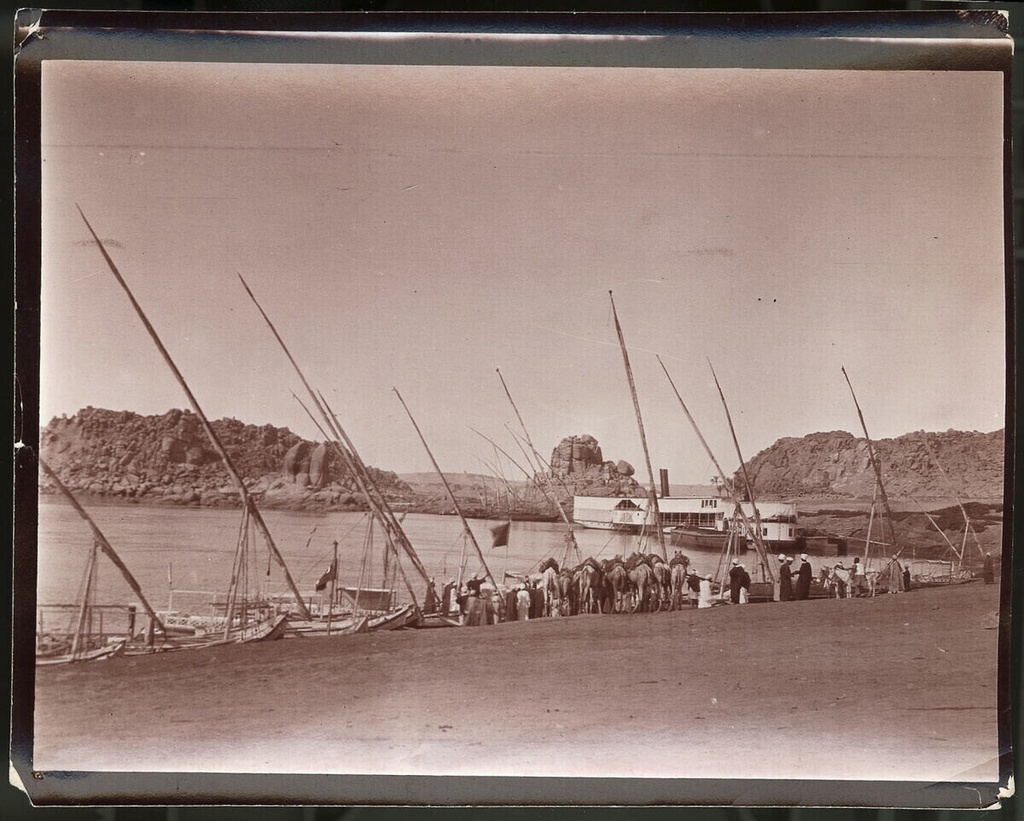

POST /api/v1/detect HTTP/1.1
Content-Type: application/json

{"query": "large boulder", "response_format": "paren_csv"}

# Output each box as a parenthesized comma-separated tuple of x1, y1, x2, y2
(283, 441, 312, 485)
(548, 435, 642, 498)
(308, 442, 331, 489)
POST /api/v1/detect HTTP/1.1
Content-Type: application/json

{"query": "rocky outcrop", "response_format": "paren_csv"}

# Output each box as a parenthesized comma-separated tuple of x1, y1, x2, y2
(39, 407, 410, 511)
(549, 435, 642, 497)
(736, 429, 1004, 499)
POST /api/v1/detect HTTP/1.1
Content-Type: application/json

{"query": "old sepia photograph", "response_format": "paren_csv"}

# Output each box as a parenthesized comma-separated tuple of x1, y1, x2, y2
(12, 9, 1015, 809)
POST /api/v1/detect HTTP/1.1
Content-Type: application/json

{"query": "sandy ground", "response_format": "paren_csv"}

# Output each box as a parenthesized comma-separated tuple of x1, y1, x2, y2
(32, 582, 1005, 799)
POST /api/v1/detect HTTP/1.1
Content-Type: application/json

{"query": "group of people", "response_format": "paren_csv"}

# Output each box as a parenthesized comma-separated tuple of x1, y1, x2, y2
(431, 546, 943, 625)
(679, 568, 714, 608)
(435, 574, 546, 626)
(676, 553, 816, 608)
(675, 559, 753, 609)
(777, 553, 815, 601)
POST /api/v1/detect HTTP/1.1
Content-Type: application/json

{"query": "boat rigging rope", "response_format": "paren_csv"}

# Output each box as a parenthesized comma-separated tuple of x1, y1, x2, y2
(59, 541, 97, 636)
(294, 515, 369, 583)
(592, 529, 622, 561)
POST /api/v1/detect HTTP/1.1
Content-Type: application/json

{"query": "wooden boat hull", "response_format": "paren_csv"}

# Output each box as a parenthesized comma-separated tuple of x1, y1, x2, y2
(367, 605, 416, 632)
(284, 615, 369, 637)
(670, 527, 732, 550)
(125, 613, 289, 655)
(37, 639, 127, 666)
(907, 576, 978, 589)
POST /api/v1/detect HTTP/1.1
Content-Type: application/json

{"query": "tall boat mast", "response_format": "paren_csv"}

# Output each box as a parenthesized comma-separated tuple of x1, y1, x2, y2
(39, 457, 166, 634)
(657, 357, 774, 582)
(707, 360, 773, 577)
(841, 367, 900, 554)
(290, 392, 426, 616)
(495, 368, 581, 562)
(238, 274, 431, 593)
(393, 388, 498, 589)
(76, 207, 311, 619)
(608, 291, 667, 560)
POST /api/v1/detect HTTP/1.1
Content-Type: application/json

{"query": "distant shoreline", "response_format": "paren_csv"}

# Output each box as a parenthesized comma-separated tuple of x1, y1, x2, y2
(35, 487, 1005, 513)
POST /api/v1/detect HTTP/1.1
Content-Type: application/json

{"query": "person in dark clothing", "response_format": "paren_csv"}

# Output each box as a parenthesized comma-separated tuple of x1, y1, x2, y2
(728, 559, 743, 604)
(441, 578, 457, 616)
(778, 554, 794, 601)
(738, 564, 751, 604)
(982, 552, 995, 584)
(686, 570, 701, 608)
(794, 553, 812, 600)
(530, 581, 545, 619)
(464, 575, 485, 626)
(903, 566, 912, 592)
(455, 587, 469, 624)
(423, 578, 440, 614)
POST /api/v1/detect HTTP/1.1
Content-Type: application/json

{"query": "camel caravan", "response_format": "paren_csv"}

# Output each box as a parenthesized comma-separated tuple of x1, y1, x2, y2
(514, 551, 697, 618)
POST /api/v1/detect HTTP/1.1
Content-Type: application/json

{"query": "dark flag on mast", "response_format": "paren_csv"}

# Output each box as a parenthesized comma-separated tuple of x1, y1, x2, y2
(490, 521, 511, 549)
(315, 560, 337, 591)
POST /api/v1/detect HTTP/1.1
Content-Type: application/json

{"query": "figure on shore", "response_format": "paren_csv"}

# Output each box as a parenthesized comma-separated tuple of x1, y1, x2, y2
(456, 586, 469, 624)
(880, 559, 905, 593)
(516, 584, 532, 621)
(504, 586, 519, 620)
(849, 557, 866, 597)
(424, 578, 440, 614)
(464, 574, 486, 626)
(982, 552, 995, 584)
(698, 574, 714, 609)
(729, 559, 743, 604)
(530, 580, 545, 619)
(441, 578, 457, 616)
(738, 563, 751, 604)
(687, 570, 700, 608)
(794, 554, 812, 600)
(489, 588, 504, 624)
(778, 554, 794, 601)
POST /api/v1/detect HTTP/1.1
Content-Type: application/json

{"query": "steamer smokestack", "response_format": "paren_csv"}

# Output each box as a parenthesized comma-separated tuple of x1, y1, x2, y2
(659, 468, 670, 499)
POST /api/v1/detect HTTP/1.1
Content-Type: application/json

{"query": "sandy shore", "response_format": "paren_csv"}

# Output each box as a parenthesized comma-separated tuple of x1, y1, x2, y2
(32, 582, 1005, 804)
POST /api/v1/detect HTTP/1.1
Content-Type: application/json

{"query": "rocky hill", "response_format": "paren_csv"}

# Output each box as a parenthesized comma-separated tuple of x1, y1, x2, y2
(39, 407, 409, 512)
(548, 434, 643, 497)
(39, 411, 1003, 515)
(735, 428, 1004, 500)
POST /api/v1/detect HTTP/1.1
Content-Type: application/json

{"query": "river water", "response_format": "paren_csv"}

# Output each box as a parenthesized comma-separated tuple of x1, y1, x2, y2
(35, 498, 789, 612)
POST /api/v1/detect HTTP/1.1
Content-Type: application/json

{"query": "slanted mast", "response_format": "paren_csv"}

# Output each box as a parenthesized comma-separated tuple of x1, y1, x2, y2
(608, 291, 667, 560)
(76, 207, 311, 620)
(394, 388, 498, 589)
(495, 368, 582, 565)
(239, 273, 430, 617)
(657, 357, 775, 585)
(706, 360, 774, 583)
(39, 457, 166, 635)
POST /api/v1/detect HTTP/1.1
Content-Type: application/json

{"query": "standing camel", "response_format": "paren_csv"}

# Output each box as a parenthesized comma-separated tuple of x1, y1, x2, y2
(651, 558, 672, 611)
(575, 562, 603, 614)
(670, 561, 689, 610)
(628, 562, 656, 613)
(540, 565, 561, 616)
(602, 560, 630, 613)
(558, 568, 576, 615)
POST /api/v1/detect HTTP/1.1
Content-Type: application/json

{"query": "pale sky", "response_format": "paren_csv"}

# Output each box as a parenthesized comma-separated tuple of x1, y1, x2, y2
(39, 60, 1006, 483)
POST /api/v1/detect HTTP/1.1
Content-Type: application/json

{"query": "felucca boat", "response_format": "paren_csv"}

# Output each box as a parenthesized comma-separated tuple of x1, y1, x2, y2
(36, 457, 164, 665)
(77, 208, 309, 652)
